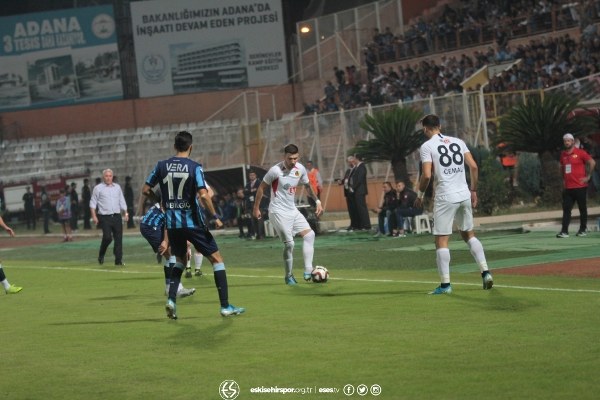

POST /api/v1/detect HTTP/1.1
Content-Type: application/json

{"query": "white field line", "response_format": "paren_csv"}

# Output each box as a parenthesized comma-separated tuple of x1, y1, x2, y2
(17, 265, 600, 294)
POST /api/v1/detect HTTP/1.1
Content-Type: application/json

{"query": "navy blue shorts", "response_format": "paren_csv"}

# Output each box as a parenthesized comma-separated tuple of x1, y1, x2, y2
(140, 224, 163, 253)
(168, 227, 218, 260)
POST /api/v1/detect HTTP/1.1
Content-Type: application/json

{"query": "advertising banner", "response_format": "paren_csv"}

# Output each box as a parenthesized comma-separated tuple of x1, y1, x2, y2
(0, 5, 123, 111)
(131, 0, 288, 98)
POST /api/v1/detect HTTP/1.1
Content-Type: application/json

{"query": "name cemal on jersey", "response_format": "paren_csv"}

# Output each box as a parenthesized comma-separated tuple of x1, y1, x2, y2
(443, 166, 464, 175)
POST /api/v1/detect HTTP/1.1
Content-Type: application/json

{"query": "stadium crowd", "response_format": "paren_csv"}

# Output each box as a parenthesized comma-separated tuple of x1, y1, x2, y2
(303, 0, 600, 115)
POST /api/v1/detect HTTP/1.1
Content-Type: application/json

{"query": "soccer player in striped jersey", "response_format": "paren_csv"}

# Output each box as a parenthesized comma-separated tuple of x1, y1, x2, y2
(142, 131, 244, 319)
(252, 144, 324, 285)
(415, 114, 493, 294)
(138, 192, 195, 298)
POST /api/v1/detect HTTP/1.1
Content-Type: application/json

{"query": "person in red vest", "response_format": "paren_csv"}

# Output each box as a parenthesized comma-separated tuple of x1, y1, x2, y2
(306, 160, 323, 208)
(497, 142, 518, 187)
(556, 133, 596, 238)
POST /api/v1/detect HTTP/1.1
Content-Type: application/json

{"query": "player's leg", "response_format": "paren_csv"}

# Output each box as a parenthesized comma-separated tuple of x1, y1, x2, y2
(295, 211, 315, 281)
(191, 229, 244, 316)
(429, 200, 456, 294)
(185, 242, 193, 278)
(300, 230, 315, 281)
(164, 230, 188, 319)
(0, 262, 22, 294)
(457, 199, 493, 289)
(270, 211, 296, 283)
(194, 251, 203, 276)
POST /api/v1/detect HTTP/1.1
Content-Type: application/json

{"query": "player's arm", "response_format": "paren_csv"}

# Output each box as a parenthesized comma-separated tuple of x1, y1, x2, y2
(253, 182, 269, 219)
(158, 225, 169, 255)
(414, 162, 432, 209)
(305, 182, 323, 216)
(0, 216, 15, 237)
(198, 187, 222, 228)
(138, 184, 155, 217)
(464, 151, 479, 208)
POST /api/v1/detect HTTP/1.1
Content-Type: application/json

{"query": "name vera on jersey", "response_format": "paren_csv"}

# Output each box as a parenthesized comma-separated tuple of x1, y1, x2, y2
(166, 162, 188, 172)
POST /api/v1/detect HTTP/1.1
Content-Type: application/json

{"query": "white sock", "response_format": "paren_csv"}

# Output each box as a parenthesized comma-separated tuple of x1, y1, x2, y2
(467, 237, 489, 273)
(194, 252, 203, 270)
(0, 264, 9, 290)
(436, 248, 451, 284)
(178, 282, 184, 291)
(302, 230, 315, 274)
(168, 255, 176, 265)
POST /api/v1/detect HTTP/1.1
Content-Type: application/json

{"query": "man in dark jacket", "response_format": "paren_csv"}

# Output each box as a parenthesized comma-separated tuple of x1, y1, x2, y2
(349, 155, 371, 230)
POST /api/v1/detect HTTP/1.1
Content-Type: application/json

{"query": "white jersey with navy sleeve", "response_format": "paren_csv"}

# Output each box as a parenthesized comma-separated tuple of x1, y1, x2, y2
(262, 161, 309, 214)
(420, 133, 471, 203)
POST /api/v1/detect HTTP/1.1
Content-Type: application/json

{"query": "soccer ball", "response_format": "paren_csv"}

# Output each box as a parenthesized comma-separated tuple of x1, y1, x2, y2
(311, 266, 329, 283)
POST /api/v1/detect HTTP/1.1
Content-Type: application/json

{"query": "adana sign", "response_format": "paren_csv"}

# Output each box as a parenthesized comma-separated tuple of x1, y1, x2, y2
(0, 5, 123, 111)
(131, 0, 288, 98)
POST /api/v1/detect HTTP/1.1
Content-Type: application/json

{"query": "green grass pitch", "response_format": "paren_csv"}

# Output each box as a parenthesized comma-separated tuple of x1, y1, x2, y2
(1, 230, 599, 399)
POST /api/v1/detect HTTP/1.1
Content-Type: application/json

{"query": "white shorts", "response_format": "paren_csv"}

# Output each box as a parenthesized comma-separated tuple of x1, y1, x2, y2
(433, 197, 474, 235)
(269, 208, 311, 243)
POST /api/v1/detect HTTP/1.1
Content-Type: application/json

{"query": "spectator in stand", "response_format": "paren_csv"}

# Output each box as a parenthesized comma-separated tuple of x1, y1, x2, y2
(323, 81, 336, 102)
(372, 181, 397, 237)
(393, 180, 422, 237)
(333, 66, 345, 86)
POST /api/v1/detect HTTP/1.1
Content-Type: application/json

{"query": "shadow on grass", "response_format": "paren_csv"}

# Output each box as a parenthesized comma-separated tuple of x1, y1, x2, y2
(446, 288, 541, 312)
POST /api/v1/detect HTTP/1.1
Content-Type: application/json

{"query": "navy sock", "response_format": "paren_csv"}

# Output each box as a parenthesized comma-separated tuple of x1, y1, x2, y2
(441, 282, 451, 288)
(164, 265, 171, 285)
(213, 269, 229, 308)
(169, 262, 184, 301)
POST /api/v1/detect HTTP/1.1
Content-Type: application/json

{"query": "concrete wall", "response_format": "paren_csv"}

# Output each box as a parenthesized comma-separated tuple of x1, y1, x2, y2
(2, 84, 302, 139)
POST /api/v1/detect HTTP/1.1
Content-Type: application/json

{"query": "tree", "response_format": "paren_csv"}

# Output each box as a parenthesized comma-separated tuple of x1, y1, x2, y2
(496, 93, 596, 204)
(352, 106, 424, 184)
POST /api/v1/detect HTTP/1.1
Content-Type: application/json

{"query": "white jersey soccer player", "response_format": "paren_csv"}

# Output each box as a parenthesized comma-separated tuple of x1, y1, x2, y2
(419, 132, 472, 234)
(253, 144, 323, 285)
(415, 114, 493, 295)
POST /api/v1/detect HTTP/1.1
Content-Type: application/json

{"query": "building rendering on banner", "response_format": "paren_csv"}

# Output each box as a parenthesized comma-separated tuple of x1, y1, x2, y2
(171, 40, 248, 93)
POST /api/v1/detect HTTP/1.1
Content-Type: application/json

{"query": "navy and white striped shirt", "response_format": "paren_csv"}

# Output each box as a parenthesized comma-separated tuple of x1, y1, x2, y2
(145, 156, 208, 229)
(140, 203, 165, 229)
